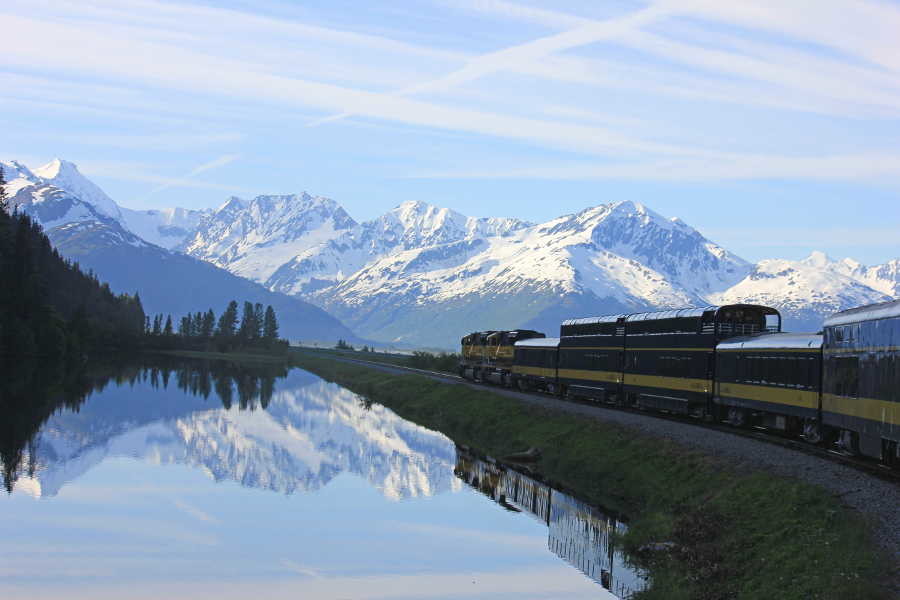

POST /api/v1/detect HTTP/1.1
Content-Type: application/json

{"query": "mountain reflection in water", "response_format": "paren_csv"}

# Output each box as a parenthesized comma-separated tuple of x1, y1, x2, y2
(1, 357, 643, 599)
(1, 357, 456, 500)
(455, 449, 647, 599)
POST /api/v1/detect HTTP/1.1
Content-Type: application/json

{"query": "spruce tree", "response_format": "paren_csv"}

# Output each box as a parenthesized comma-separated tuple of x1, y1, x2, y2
(239, 301, 255, 343)
(179, 314, 192, 337)
(201, 309, 215, 339)
(253, 303, 264, 340)
(163, 315, 173, 336)
(217, 300, 238, 338)
(263, 305, 278, 341)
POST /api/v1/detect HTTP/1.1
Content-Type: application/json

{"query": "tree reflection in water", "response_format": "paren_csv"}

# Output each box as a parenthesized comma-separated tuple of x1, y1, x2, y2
(454, 447, 648, 599)
(0, 355, 288, 493)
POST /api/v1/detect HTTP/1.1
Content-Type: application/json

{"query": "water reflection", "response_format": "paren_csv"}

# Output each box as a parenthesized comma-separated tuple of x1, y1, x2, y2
(1, 357, 454, 499)
(455, 448, 647, 598)
(1, 357, 644, 599)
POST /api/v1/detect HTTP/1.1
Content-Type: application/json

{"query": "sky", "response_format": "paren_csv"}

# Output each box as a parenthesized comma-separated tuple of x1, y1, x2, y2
(2, 0, 899, 264)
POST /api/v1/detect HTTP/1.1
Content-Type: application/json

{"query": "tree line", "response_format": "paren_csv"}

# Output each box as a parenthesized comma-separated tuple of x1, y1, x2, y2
(144, 300, 286, 354)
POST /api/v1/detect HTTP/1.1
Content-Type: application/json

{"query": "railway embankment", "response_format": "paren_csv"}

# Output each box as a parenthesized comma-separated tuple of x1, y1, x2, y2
(291, 349, 898, 600)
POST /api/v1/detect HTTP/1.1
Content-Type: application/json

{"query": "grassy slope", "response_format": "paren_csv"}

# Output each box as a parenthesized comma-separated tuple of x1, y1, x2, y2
(291, 350, 888, 600)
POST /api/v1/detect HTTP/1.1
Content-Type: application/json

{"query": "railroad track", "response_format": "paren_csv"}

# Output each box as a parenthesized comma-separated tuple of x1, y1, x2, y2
(328, 355, 900, 485)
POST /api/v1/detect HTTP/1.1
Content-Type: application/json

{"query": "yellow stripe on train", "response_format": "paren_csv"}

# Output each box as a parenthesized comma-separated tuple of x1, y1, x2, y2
(717, 382, 819, 410)
(823, 394, 900, 427)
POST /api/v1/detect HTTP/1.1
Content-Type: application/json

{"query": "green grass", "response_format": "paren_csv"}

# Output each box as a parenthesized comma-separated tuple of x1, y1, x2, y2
(291, 350, 890, 600)
(296, 346, 459, 373)
(156, 349, 290, 363)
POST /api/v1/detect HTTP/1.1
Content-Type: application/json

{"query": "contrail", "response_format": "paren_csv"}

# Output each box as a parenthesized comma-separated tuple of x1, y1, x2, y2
(140, 153, 241, 201)
(307, 2, 671, 127)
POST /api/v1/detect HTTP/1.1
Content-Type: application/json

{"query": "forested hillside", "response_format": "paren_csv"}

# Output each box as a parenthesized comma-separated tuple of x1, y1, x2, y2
(0, 172, 145, 359)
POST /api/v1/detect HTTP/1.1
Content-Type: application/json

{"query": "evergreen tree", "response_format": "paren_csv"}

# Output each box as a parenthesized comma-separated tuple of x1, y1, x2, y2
(239, 301, 255, 342)
(263, 305, 278, 341)
(217, 301, 238, 337)
(253, 303, 264, 340)
(163, 315, 173, 336)
(179, 314, 192, 337)
(152, 314, 162, 336)
(201, 309, 215, 339)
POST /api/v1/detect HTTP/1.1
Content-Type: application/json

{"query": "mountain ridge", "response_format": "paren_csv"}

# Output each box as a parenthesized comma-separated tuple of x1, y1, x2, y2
(4, 158, 896, 347)
(2, 160, 362, 344)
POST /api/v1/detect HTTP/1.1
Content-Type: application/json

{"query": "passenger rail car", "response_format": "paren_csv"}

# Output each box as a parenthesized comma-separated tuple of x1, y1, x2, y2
(560, 304, 781, 417)
(823, 300, 900, 464)
(714, 333, 822, 439)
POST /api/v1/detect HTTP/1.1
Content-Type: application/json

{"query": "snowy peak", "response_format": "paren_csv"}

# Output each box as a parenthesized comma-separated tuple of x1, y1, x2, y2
(32, 157, 74, 179)
(801, 250, 833, 269)
(379, 200, 530, 249)
(31, 158, 121, 220)
(712, 253, 894, 331)
(181, 192, 358, 282)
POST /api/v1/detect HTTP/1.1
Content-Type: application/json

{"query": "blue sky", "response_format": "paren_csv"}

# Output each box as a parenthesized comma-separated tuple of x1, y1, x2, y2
(2, 0, 899, 264)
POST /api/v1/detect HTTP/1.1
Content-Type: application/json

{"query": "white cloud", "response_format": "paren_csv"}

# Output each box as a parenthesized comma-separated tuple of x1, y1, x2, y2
(0, 13, 697, 158)
(405, 153, 900, 181)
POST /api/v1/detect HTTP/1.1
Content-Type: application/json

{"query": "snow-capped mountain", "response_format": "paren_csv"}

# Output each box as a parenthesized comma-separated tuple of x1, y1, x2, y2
(307, 201, 753, 345)
(4, 157, 896, 347)
(2, 159, 360, 344)
(181, 198, 531, 296)
(16, 369, 457, 500)
(120, 205, 209, 249)
(31, 158, 122, 221)
(711, 251, 895, 332)
(181, 193, 357, 282)
(2, 159, 207, 249)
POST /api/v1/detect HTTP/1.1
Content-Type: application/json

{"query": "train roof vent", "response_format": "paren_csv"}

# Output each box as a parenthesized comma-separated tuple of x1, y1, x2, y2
(561, 314, 628, 326)
(625, 306, 717, 322)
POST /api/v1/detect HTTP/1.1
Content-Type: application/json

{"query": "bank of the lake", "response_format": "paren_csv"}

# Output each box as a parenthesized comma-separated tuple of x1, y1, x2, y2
(291, 350, 891, 600)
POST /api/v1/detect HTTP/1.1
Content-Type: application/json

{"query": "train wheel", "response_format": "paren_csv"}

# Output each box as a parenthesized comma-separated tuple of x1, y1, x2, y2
(801, 419, 822, 445)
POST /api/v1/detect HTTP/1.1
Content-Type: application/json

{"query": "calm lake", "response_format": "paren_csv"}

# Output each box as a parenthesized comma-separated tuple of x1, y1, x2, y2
(1, 357, 646, 599)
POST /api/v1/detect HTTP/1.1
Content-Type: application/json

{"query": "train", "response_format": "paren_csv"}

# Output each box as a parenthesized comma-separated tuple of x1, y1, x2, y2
(458, 300, 900, 466)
